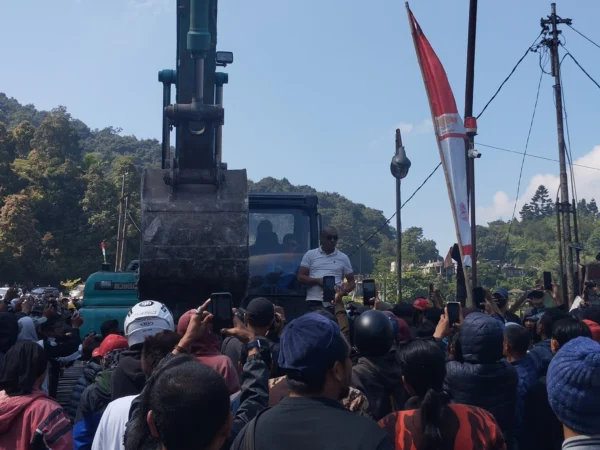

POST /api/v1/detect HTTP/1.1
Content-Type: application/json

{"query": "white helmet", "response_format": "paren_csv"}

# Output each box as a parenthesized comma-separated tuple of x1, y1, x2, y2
(124, 300, 175, 347)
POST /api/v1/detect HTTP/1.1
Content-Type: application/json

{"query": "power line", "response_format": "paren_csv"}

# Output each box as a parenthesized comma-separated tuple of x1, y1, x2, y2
(348, 162, 442, 257)
(567, 24, 600, 51)
(476, 31, 544, 119)
(477, 143, 600, 172)
(560, 47, 600, 91)
(499, 67, 544, 266)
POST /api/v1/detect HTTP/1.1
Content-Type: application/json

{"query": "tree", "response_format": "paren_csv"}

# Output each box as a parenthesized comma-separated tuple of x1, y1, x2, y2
(521, 185, 553, 220)
(12, 120, 35, 158)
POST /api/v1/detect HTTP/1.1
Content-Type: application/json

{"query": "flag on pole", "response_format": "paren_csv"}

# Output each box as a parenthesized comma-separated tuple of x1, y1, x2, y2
(100, 240, 106, 263)
(406, 4, 472, 267)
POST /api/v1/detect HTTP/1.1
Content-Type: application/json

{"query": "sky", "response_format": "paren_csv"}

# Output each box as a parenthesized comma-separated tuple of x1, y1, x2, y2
(1, 0, 599, 256)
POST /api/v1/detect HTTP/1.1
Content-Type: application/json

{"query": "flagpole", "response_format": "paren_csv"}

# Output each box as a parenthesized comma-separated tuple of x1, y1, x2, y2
(405, 2, 472, 306)
(464, 0, 478, 289)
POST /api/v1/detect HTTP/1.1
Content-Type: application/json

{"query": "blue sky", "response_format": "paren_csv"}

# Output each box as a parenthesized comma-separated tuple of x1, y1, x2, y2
(1, 0, 599, 255)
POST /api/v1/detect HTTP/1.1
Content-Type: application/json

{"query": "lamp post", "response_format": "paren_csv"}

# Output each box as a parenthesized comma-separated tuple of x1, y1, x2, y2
(390, 129, 411, 302)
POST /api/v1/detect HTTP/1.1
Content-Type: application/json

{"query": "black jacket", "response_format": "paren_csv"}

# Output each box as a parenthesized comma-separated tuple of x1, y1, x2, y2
(351, 348, 407, 420)
(444, 313, 518, 433)
(232, 396, 393, 450)
(111, 349, 145, 400)
(66, 361, 101, 421)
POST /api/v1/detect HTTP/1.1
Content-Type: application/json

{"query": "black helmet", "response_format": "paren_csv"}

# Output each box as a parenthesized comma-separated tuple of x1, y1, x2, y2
(353, 310, 394, 357)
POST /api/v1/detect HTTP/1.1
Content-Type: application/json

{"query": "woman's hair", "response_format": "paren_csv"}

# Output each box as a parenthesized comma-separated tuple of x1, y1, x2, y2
(399, 339, 449, 450)
(0, 341, 48, 396)
(125, 355, 231, 450)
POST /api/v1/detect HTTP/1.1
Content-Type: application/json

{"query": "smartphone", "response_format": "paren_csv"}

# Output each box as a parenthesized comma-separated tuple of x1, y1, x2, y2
(322, 276, 336, 303)
(473, 287, 486, 310)
(447, 301, 460, 327)
(208, 292, 234, 334)
(362, 279, 376, 306)
(543, 272, 552, 291)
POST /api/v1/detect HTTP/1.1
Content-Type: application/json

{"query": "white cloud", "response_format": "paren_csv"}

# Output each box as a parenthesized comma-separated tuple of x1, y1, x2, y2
(396, 118, 433, 135)
(477, 145, 600, 224)
(127, 0, 171, 16)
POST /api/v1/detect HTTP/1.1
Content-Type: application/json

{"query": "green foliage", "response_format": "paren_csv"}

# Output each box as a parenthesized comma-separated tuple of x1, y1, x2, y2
(1, 93, 598, 302)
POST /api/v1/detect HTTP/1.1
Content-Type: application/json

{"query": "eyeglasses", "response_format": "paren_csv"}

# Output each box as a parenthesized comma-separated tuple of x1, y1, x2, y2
(326, 235, 338, 241)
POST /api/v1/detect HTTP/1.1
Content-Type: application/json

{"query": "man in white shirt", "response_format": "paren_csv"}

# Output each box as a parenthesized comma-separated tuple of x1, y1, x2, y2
(298, 226, 355, 309)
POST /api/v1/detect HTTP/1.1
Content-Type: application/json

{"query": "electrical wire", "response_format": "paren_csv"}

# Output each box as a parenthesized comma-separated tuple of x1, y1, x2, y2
(567, 24, 600, 51)
(476, 31, 544, 119)
(498, 67, 544, 266)
(476, 143, 600, 172)
(347, 162, 442, 257)
(560, 48, 600, 91)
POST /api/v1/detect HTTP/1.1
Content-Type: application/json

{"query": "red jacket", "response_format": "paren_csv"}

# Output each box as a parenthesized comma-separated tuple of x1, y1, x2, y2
(0, 389, 72, 450)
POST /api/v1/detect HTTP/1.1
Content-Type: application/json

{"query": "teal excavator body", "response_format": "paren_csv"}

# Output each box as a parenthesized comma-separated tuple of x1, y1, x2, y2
(138, 0, 248, 317)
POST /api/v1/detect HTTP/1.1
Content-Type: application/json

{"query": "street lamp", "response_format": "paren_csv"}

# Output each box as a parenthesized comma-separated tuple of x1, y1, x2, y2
(390, 129, 411, 302)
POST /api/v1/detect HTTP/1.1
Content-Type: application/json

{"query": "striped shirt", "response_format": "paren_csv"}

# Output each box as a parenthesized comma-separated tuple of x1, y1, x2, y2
(563, 435, 600, 450)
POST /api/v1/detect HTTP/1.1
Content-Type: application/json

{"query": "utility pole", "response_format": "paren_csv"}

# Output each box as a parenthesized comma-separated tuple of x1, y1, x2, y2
(115, 173, 128, 272)
(464, 0, 478, 289)
(120, 195, 130, 271)
(541, 4, 575, 306)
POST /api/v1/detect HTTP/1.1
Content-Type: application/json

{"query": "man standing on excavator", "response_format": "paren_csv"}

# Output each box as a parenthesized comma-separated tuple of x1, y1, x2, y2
(297, 226, 356, 311)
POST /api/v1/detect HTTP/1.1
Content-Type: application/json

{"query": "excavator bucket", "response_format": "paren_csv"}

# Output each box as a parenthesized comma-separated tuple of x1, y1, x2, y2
(137, 168, 249, 318)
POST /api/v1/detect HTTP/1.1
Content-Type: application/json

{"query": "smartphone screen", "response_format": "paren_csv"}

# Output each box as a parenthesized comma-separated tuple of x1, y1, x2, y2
(362, 279, 376, 306)
(473, 287, 486, 310)
(208, 292, 234, 334)
(543, 272, 552, 291)
(447, 302, 460, 327)
(322, 276, 336, 303)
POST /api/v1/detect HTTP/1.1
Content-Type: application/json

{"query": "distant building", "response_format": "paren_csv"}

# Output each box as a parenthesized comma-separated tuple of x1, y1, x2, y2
(421, 260, 456, 277)
(501, 264, 525, 277)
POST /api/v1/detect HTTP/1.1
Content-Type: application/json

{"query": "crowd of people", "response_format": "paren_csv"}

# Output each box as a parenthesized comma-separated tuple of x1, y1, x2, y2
(0, 227, 599, 450)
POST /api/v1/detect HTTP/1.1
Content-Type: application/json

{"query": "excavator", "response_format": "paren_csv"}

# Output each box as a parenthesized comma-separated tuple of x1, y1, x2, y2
(135, 0, 320, 320)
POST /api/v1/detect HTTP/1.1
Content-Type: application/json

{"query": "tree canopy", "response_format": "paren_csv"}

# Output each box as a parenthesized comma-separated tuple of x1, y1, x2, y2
(0, 93, 598, 299)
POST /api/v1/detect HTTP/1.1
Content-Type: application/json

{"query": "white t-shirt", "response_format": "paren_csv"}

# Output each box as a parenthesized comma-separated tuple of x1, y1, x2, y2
(92, 395, 137, 450)
(300, 247, 353, 303)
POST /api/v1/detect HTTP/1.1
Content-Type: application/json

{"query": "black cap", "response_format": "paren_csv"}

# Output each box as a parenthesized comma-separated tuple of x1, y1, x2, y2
(245, 297, 275, 327)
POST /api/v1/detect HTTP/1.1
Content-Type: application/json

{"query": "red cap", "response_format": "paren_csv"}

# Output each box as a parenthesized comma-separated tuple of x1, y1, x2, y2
(92, 334, 128, 358)
(412, 297, 431, 311)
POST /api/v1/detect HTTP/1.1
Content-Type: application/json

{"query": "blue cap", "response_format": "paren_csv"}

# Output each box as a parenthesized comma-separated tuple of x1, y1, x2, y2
(547, 337, 600, 435)
(492, 287, 509, 299)
(278, 313, 348, 376)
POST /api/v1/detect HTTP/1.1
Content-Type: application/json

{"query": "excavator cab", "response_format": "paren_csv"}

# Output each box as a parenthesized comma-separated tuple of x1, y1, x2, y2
(246, 193, 320, 320)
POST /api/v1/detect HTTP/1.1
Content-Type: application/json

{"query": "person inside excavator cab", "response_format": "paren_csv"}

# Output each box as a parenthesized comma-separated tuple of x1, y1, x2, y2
(250, 220, 282, 256)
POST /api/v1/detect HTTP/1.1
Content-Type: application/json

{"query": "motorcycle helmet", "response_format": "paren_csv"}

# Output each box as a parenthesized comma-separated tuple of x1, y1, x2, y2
(353, 310, 394, 357)
(124, 300, 175, 347)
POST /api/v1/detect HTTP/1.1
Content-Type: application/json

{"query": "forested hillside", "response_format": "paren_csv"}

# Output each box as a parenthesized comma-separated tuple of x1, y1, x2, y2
(0, 93, 598, 297)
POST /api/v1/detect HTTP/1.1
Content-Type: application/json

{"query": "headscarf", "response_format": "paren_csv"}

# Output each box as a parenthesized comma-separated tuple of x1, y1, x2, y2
(176, 309, 221, 356)
(0, 341, 48, 396)
(17, 317, 38, 342)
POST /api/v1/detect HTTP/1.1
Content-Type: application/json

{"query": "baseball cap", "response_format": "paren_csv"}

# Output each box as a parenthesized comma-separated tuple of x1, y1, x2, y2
(492, 288, 509, 299)
(92, 334, 128, 358)
(412, 297, 431, 311)
(245, 297, 275, 327)
(375, 301, 394, 312)
(278, 313, 348, 376)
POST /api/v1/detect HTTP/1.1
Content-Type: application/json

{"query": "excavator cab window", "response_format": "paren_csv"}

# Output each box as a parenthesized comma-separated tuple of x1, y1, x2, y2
(248, 208, 310, 296)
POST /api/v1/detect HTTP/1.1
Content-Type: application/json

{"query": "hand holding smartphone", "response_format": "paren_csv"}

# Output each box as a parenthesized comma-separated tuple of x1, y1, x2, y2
(322, 276, 336, 303)
(208, 292, 234, 334)
(362, 279, 376, 306)
(446, 302, 461, 327)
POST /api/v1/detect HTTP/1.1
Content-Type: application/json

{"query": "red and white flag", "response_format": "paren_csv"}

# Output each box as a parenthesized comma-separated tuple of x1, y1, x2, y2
(100, 240, 106, 263)
(406, 4, 472, 266)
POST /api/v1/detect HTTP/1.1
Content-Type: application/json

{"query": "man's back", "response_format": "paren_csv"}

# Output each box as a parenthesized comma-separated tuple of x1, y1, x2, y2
(233, 396, 393, 450)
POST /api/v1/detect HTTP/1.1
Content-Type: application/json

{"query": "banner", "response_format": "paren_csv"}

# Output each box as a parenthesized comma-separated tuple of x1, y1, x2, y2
(406, 4, 472, 267)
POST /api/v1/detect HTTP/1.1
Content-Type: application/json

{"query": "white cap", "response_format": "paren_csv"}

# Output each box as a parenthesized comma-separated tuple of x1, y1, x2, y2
(124, 300, 175, 347)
